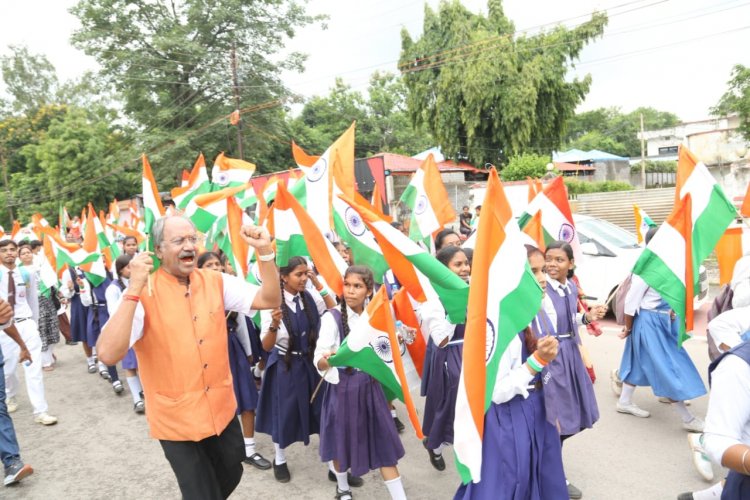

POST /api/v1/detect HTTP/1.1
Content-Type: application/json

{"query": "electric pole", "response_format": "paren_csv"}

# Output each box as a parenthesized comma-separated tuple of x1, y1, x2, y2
(0, 147, 14, 222)
(640, 112, 646, 189)
(231, 42, 244, 160)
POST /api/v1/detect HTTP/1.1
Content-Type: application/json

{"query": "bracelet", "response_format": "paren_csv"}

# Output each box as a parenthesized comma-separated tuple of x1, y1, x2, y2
(123, 294, 140, 303)
(532, 352, 549, 368)
(527, 356, 543, 373)
(258, 251, 275, 262)
(582, 313, 591, 325)
(319, 289, 329, 297)
(315, 283, 324, 292)
(742, 449, 750, 475)
(268, 325, 279, 333)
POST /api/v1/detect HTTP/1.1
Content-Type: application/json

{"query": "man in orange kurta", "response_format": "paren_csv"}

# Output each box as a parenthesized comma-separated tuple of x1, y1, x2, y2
(98, 216, 280, 499)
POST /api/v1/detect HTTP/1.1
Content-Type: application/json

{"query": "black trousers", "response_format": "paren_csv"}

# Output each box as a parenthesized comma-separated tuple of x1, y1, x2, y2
(160, 417, 244, 500)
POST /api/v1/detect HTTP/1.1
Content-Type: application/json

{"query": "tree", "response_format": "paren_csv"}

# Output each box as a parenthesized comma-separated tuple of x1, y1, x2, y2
(399, 0, 607, 166)
(500, 153, 551, 181)
(713, 64, 750, 141)
(70, 0, 323, 184)
(0, 45, 59, 115)
(563, 107, 680, 157)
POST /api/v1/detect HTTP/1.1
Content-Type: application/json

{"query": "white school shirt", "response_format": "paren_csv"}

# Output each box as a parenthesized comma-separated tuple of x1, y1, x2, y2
(0, 264, 38, 321)
(260, 289, 326, 351)
(542, 277, 584, 330)
(707, 305, 750, 354)
(491, 334, 537, 404)
(124, 272, 260, 348)
(314, 306, 363, 384)
(703, 354, 750, 466)
(105, 279, 127, 317)
(417, 298, 458, 346)
(233, 313, 253, 358)
(731, 255, 750, 308)
(623, 274, 663, 316)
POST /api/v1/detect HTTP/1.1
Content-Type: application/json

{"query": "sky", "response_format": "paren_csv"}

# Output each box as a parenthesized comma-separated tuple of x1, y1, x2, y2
(0, 0, 749, 122)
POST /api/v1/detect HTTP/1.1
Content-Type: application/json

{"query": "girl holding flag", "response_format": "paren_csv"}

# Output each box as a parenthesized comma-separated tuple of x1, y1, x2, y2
(543, 241, 606, 499)
(315, 265, 407, 500)
(256, 256, 328, 483)
(455, 246, 567, 500)
(420, 245, 470, 471)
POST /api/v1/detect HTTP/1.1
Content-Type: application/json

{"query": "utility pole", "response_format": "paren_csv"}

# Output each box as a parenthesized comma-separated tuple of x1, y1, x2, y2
(0, 147, 14, 222)
(640, 112, 646, 189)
(231, 43, 244, 160)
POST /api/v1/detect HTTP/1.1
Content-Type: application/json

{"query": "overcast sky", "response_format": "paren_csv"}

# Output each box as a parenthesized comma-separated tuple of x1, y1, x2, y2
(1, 0, 748, 122)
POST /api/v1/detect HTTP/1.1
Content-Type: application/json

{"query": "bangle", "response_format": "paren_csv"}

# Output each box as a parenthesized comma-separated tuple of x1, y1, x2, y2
(315, 283, 324, 292)
(582, 313, 590, 325)
(258, 251, 275, 262)
(319, 289, 329, 297)
(268, 325, 279, 333)
(527, 356, 543, 373)
(123, 294, 140, 303)
(532, 352, 549, 368)
(742, 449, 750, 475)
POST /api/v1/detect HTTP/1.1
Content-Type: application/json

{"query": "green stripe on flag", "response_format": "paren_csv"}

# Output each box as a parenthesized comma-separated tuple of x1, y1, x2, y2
(328, 345, 403, 402)
(275, 234, 311, 267)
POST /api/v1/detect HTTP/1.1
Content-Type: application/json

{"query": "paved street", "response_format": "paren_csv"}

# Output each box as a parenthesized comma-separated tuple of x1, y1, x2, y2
(5, 307, 719, 499)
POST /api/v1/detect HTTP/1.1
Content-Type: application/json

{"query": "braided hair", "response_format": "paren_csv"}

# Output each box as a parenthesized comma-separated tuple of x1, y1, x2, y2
(279, 256, 320, 369)
(524, 244, 545, 355)
(339, 266, 375, 340)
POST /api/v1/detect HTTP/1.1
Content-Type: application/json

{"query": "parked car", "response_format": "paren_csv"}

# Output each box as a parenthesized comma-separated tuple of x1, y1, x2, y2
(572, 214, 709, 311)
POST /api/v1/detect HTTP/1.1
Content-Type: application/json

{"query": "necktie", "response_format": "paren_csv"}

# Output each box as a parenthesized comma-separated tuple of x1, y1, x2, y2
(7, 270, 16, 309)
(291, 296, 303, 335)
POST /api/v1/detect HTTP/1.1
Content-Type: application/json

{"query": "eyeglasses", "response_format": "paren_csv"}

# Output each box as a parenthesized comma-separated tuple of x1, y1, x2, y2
(168, 235, 204, 247)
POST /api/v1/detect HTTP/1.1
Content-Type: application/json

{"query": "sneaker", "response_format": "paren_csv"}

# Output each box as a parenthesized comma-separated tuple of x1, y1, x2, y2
(34, 412, 58, 426)
(393, 416, 405, 434)
(134, 400, 145, 414)
(112, 380, 124, 394)
(243, 453, 272, 470)
(327, 470, 364, 487)
(87, 362, 97, 374)
(99, 368, 110, 380)
(6, 398, 18, 413)
(3, 460, 33, 486)
(687, 433, 714, 481)
(336, 486, 353, 500)
(423, 438, 446, 471)
(65, 340, 78, 346)
(567, 481, 583, 499)
(683, 417, 705, 433)
(610, 369, 623, 396)
(273, 461, 290, 483)
(616, 402, 651, 418)
(659, 397, 691, 406)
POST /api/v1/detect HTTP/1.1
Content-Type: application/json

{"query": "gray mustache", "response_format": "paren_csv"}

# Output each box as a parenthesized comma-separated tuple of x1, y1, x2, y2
(179, 252, 195, 259)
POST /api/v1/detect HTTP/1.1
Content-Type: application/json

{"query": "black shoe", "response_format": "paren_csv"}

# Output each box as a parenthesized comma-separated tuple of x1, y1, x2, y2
(423, 438, 446, 471)
(244, 453, 272, 470)
(393, 416, 405, 434)
(65, 340, 78, 346)
(134, 400, 145, 414)
(336, 486, 353, 500)
(273, 461, 290, 483)
(328, 470, 364, 487)
(677, 494, 694, 500)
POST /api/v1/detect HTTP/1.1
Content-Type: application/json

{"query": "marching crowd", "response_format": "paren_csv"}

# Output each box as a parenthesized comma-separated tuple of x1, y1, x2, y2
(0, 209, 749, 500)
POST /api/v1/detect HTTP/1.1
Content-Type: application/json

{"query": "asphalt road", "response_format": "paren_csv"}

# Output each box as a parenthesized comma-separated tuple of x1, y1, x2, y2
(5, 307, 719, 499)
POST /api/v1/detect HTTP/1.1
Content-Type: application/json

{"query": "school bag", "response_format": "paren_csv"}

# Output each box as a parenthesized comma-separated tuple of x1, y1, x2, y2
(613, 274, 633, 326)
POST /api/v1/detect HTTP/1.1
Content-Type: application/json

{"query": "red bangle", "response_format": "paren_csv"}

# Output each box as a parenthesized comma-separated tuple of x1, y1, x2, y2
(532, 352, 549, 367)
(123, 294, 140, 303)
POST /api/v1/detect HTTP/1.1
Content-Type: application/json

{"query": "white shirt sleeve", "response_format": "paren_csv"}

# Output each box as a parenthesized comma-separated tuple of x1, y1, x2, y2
(624, 275, 649, 316)
(418, 300, 455, 346)
(105, 285, 122, 318)
(708, 306, 750, 353)
(235, 314, 253, 357)
(128, 302, 145, 347)
(221, 273, 259, 315)
(60, 271, 75, 299)
(731, 256, 750, 308)
(314, 312, 341, 384)
(79, 279, 92, 307)
(491, 335, 536, 404)
(311, 289, 327, 315)
(703, 354, 750, 465)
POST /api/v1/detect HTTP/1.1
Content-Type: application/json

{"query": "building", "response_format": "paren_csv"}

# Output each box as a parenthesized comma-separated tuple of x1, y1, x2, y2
(552, 149, 631, 183)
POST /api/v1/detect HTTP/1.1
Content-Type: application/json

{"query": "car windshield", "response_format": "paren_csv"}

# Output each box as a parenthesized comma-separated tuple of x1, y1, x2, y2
(577, 218, 640, 249)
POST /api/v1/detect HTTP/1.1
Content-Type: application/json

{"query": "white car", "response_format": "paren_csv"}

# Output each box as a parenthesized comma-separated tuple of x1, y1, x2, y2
(573, 214, 709, 311)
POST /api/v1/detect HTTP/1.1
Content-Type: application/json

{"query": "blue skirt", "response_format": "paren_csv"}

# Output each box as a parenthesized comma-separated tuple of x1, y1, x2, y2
(70, 296, 87, 343)
(619, 309, 707, 401)
(542, 336, 599, 436)
(319, 369, 405, 477)
(228, 333, 259, 413)
(454, 390, 568, 500)
(255, 350, 322, 448)
(420, 339, 436, 397)
(85, 305, 109, 348)
(423, 342, 463, 450)
(122, 348, 138, 370)
(722, 470, 750, 499)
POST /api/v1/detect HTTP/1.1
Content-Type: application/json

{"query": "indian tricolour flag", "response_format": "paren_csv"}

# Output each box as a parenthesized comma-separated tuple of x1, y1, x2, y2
(399, 154, 455, 249)
(634, 204, 657, 245)
(36, 238, 59, 298)
(272, 183, 347, 297)
(327, 286, 424, 439)
(81, 205, 108, 287)
(184, 183, 251, 233)
(142, 154, 166, 233)
(41, 227, 99, 272)
(218, 195, 253, 280)
(518, 175, 581, 261)
(341, 193, 469, 324)
(633, 149, 735, 344)
(171, 153, 212, 210)
(91, 206, 121, 268)
(454, 168, 543, 484)
(211, 152, 256, 204)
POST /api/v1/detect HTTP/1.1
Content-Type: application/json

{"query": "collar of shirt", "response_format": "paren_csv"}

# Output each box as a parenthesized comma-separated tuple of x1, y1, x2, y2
(545, 275, 570, 296)
(283, 289, 305, 310)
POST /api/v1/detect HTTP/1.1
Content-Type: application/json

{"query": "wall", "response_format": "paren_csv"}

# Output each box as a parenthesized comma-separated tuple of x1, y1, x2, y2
(688, 130, 749, 166)
(592, 159, 631, 182)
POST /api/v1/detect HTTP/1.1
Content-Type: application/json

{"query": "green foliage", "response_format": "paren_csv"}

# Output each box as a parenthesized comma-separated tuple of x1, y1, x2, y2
(70, 0, 323, 183)
(500, 153, 551, 181)
(0, 45, 59, 115)
(629, 160, 676, 173)
(564, 107, 680, 157)
(399, 0, 607, 165)
(564, 178, 632, 195)
(291, 73, 433, 157)
(712, 64, 750, 141)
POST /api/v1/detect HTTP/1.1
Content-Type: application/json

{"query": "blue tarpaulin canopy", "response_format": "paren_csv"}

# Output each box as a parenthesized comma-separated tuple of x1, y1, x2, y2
(553, 149, 629, 162)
